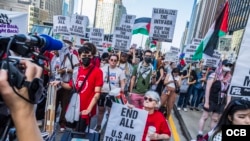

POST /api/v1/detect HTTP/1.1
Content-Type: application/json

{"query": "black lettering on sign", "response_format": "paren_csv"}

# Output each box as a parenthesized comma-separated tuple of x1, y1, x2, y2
(0, 13, 12, 24)
(105, 136, 113, 141)
(243, 76, 250, 87)
(75, 19, 82, 24)
(160, 15, 168, 19)
(58, 16, 65, 24)
(121, 108, 138, 119)
(119, 117, 134, 129)
(124, 133, 136, 141)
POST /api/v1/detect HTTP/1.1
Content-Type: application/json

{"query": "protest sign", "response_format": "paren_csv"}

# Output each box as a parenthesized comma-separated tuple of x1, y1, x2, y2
(183, 44, 197, 58)
(0, 9, 28, 36)
(112, 14, 135, 51)
(112, 14, 136, 51)
(149, 8, 177, 42)
(218, 35, 232, 52)
(170, 46, 180, 55)
(89, 28, 104, 47)
(69, 14, 88, 37)
(192, 38, 202, 46)
(228, 17, 250, 97)
(104, 103, 148, 141)
(165, 52, 177, 62)
(53, 15, 70, 35)
(203, 51, 221, 67)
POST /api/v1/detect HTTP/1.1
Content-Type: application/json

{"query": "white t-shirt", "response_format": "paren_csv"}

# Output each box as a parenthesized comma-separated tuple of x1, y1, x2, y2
(101, 65, 126, 93)
(61, 54, 79, 82)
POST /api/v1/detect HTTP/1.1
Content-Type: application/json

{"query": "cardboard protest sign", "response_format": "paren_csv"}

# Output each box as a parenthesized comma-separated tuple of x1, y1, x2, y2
(104, 103, 148, 141)
(228, 17, 250, 97)
(53, 15, 70, 35)
(203, 51, 221, 67)
(69, 14, 88, 37)
(149, 8, 177, 42)
(89, 28, 104, 47)
(0, 9, 28, 36)
(112, 14, 136, 51)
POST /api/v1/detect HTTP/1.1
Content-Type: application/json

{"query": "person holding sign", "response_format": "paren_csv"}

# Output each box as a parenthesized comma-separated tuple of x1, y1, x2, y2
(129, 91, 171, 140)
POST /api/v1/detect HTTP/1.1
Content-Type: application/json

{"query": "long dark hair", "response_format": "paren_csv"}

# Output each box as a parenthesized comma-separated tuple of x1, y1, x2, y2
(211, 99, 250, 138)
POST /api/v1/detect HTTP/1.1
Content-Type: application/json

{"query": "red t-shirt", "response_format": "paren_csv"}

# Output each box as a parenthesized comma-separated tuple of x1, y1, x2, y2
(69, 64, 103, 119)
(142, 110, 171, 141)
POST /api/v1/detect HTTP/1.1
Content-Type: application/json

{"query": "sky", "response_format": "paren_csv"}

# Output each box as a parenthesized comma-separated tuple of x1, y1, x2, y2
(123, 0, 195, 52)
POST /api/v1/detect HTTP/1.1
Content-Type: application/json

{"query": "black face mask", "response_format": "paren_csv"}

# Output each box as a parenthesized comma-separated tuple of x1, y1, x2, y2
(144, 57, 152, 64)
(82, 57, 91, 66)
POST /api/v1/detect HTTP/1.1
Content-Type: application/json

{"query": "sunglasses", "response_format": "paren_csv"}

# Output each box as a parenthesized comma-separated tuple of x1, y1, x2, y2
(144, 97, 156, 102)
(110, 59, 118, 62)
(224, 64, 231, 67)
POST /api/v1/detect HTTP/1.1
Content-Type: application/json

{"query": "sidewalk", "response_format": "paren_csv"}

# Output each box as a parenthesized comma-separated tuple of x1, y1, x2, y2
(173, 104, 210, 141)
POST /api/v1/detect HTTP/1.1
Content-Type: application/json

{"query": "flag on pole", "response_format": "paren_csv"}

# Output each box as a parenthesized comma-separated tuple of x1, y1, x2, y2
(132, 17, 151, 35)
(192, 1, 228, 60)
(150, 40, 157, 48)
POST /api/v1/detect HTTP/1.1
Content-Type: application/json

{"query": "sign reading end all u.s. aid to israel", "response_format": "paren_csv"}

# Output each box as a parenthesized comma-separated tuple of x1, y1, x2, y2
(104, 103, 148, 141)
(228, 14, 250, 98)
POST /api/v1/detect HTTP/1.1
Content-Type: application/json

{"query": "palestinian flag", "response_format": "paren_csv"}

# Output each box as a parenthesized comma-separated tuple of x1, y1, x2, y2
(150, 40, 157, 48)
(192, 1, 228, 60)
(132, 17, 151, 35)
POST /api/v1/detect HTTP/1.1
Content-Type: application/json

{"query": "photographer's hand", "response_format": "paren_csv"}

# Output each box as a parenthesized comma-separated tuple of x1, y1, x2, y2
(0, 60, 43, 141)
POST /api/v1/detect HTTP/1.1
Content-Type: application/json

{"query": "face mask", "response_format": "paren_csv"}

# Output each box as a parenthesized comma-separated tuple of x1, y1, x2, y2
(191, 66, 195, 70)
(82, 57, 91, 66)
(222, 66, 231, 72)
(144, 57, 152, 64)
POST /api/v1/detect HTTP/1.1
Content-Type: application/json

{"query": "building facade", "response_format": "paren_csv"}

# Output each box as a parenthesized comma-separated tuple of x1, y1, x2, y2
(94, 0, 126, 34)
(45, 0, 63, 22)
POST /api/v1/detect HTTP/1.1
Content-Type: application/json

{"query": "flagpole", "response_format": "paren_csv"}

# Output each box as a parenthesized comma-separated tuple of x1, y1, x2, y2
(140, 34, 144, 48)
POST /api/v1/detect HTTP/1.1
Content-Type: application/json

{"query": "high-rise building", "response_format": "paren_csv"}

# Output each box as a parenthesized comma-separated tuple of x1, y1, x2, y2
(180, 21, 189, 52)
(95, 0, 126, 34)
(62, 0, 74, 16)
(45, 0, 63, 22)
(185, 0, 197, 45)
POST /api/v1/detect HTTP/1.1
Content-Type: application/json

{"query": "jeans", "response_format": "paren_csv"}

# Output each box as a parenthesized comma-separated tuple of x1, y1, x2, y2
(184, 85, 194, 108)
(190, 87, 203, 108)
(177, 92, 188, 108)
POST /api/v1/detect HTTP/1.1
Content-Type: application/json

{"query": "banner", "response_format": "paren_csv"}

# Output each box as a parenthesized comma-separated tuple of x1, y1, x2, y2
(228, 17, 250, 97)
(89, 28, 104, 47)
(0, 9, 28, 36)
(53, 15, 70, 35)
(112, 14, 136, 51)
(104, 103, 148, 141)
(149, 8, 177, 42)
(69, 14, 88, 37)
(165, 52, 177, 62)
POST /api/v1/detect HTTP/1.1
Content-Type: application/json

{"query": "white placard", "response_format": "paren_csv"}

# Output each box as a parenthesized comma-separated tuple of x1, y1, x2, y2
(228, 16, 250, 97)
(0, 9, 28, 36)
(104, 103, 148, 141)
(89, 28, 104, 47)
(170, 46, 180, 55)
(53, 15, 70, 34)
(69, 14, 88, 37)
(149, 8, 177, 42)
(112, 14, 136, 51)
(203, 51, 221, 67)
(218, 36, 232, 52)
(165, 52, 177, 62)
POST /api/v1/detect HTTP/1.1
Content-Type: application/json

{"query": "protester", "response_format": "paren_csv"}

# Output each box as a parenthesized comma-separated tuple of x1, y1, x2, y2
(129, 50, 154, 108)
(197, 59, 232, 140)
(96, 53, 126, 132)
(128, 91, 171, 141)
(154, 57, 165, 96)
(198, 98, 250, 141)
(83, 42, 101, 68)
(51, 46, 103, 132)
(0, 60, 43, 141)
(161, 68, 181, 119)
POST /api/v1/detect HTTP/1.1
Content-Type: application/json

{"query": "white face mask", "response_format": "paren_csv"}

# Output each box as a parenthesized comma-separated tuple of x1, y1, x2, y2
(191, 66, 195, 70)
(222, 66, 231, 72)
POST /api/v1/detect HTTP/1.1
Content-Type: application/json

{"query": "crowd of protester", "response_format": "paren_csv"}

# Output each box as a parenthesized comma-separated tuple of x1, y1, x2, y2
(2, 38, 250, 141)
